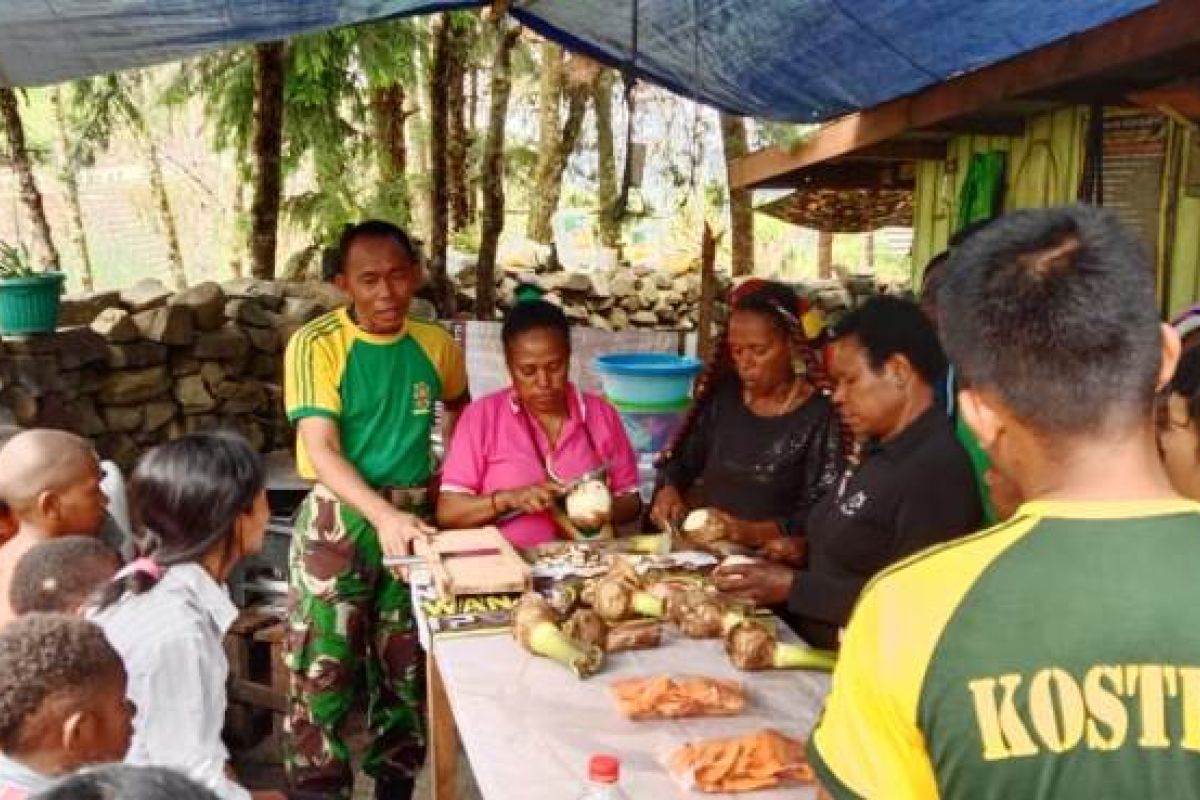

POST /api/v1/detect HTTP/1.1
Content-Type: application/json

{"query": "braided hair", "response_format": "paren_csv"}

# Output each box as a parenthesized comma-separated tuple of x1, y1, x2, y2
(656, 280, 847, 468)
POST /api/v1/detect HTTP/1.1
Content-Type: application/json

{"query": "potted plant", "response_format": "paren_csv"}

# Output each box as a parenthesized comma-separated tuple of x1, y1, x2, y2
(0, 242, 65, 335)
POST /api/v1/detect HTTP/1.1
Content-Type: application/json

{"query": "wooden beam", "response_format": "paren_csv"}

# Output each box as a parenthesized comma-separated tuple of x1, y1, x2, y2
(853, 139, 949, 162)
(731, 0, 1200, 189)
(926, 116, 1028, 137)
(756, 160, 916, 191)
(1129, 81, 1200, 125)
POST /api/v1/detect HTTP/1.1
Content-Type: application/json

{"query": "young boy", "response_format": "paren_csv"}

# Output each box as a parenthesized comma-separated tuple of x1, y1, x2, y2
(0, 430, 109, 628)
(0, 426, 25, 548)
(0, 613, 133, 798)
(9, 537, 121, 617)
(810, 206, 1200, 798)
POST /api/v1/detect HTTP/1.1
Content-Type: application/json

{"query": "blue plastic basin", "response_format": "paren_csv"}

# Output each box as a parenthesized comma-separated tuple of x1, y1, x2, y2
(593, 352, 702, 405)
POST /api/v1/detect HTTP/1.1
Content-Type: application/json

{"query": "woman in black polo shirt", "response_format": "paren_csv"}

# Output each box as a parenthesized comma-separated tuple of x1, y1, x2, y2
(714, 296, 983, 649)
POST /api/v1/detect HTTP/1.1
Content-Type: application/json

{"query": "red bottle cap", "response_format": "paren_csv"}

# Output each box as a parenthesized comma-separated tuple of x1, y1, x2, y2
(588, 754, 620, 783)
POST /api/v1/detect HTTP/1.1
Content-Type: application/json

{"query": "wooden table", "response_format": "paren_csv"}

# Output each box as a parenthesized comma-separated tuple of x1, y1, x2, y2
(426, 629, 831, 800)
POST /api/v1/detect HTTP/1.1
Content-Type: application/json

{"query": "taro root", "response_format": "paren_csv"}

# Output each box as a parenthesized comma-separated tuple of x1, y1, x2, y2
(563, 608, 608, 650)
(563, 610, 663, 652)
(682, 508, 728, 544)
(723, 613, 837, 672)
(512, 592, 604, 678)
(592, 574, 666, 622)
(564, 479, 613, 532)
(667, 588, 728, 639)
(605, 619, 663, 652)
(583, 558, 664, 623)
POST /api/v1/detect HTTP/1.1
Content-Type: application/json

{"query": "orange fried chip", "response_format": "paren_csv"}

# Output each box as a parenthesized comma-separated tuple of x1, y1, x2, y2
(665, 729, 813, 793)
(611, 674, 745, 720)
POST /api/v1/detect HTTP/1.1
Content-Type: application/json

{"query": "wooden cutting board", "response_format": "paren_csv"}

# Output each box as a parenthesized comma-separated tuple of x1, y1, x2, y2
(417, 527, 530, 600)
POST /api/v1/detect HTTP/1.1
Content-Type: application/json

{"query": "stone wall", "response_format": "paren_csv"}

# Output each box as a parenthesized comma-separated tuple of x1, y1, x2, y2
(455, 262, 720, 331)
(0, 278, 345, 471)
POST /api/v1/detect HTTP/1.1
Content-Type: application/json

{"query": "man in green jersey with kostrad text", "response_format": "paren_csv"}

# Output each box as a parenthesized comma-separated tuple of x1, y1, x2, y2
(810, 205, 1200, 799)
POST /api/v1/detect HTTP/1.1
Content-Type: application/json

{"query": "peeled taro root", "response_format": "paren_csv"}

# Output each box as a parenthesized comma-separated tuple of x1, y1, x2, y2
(512, 593, 604, 678)
(606, 619, 663, 652)
(565, 479, 613, 530)
(668, 588, 729, 639)
(682, 508, 729, 544)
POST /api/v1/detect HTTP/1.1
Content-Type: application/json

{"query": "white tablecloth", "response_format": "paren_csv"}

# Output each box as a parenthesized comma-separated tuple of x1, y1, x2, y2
(432, 627, 831, 800)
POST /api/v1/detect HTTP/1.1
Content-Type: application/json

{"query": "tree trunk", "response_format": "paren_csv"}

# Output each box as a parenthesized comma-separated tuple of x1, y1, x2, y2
(51, 87, 93, 290)
(467, 64, 480, 223)
(476, 20, 520, 321)
(409, 34, 433, 246)
(371, 83, 408, 184)
(527, 42, 564, 244)
(427, 13, 455, 315)
(860, 231, 874, 273)
(249, 40, 286, 281)
(698, 223, 721, 361)
(720, 112, 754, 277)
(594, 70, 619, 248)
(446, 17, 471, 233)
(228, 177, 246, 279)
(0, 87, 61, 269)
(817, 230, 834, 280)
(529, 76, 589, 248)
(144, 140, 187, 289)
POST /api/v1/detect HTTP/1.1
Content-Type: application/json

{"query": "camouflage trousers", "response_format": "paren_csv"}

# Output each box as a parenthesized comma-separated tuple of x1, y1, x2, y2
(283, 483, 429, 798)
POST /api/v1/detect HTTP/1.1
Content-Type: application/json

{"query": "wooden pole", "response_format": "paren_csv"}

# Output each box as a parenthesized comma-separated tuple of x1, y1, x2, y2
(697, 223, 721, 361)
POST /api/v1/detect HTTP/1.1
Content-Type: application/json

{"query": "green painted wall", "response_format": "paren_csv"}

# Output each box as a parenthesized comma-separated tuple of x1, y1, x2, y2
(1164, 124, 1200, 319)
(912, 107, 1087, 276)
(912, 108, 1200, 317)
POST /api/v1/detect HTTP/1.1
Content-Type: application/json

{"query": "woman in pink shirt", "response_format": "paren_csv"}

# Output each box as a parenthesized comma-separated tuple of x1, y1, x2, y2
(437, 301, 641, 548)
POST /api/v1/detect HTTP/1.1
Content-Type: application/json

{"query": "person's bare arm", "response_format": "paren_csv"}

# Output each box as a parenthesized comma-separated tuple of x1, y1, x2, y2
(437, 483, 563, 530)
(299, 417, 431, 555)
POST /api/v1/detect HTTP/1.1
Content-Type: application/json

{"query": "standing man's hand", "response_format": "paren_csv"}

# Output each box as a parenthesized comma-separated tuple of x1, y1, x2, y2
(375, 508, 436, 558)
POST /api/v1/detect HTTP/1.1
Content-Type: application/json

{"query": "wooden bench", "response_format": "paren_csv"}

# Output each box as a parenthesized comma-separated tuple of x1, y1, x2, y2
(224, 607, 288, 748)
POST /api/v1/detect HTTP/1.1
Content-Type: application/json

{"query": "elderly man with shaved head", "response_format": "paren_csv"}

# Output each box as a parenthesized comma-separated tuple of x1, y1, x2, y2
(0, 429, 108, 627)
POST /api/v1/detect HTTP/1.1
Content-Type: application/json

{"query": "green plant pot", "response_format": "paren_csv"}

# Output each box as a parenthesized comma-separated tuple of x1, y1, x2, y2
(0, 272, 65, 335)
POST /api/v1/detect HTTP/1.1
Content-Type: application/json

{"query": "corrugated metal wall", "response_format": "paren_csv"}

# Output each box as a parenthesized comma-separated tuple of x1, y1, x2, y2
(912, 106, 1200, 317)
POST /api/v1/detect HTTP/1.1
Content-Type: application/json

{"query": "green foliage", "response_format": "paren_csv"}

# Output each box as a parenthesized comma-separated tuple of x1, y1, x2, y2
(755, 121, 818, 151)
(0, 242, 38, 278)
(164, 49, 255, 177)
(69, 73, 151, 165)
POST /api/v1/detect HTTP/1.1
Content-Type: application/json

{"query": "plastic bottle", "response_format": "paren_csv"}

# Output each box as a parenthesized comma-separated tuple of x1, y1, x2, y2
(577, 754, 630, 799)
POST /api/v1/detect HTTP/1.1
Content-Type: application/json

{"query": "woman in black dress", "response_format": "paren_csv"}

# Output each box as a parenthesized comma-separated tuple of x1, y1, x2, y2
(650, 280, 846, 559)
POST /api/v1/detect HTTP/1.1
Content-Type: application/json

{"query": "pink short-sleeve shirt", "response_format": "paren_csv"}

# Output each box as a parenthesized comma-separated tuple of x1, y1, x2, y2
(441, 385, 641, 548)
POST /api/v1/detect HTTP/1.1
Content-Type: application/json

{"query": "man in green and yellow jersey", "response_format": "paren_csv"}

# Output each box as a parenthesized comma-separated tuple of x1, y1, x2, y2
(282, 221, 467, 800)
(810, 205, 1200, 799)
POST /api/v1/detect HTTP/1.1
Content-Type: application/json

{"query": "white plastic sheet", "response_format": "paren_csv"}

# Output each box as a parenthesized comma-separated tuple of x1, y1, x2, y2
(432, 627, 831, 800)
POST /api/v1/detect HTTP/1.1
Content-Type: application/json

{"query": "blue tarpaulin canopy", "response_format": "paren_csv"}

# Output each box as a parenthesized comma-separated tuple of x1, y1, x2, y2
(0, 0, 1156, 122)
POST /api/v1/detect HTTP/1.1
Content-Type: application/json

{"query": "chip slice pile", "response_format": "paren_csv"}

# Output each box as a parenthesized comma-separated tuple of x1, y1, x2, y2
(665, 729, 814, 793)
(610, 674, 745, 720)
